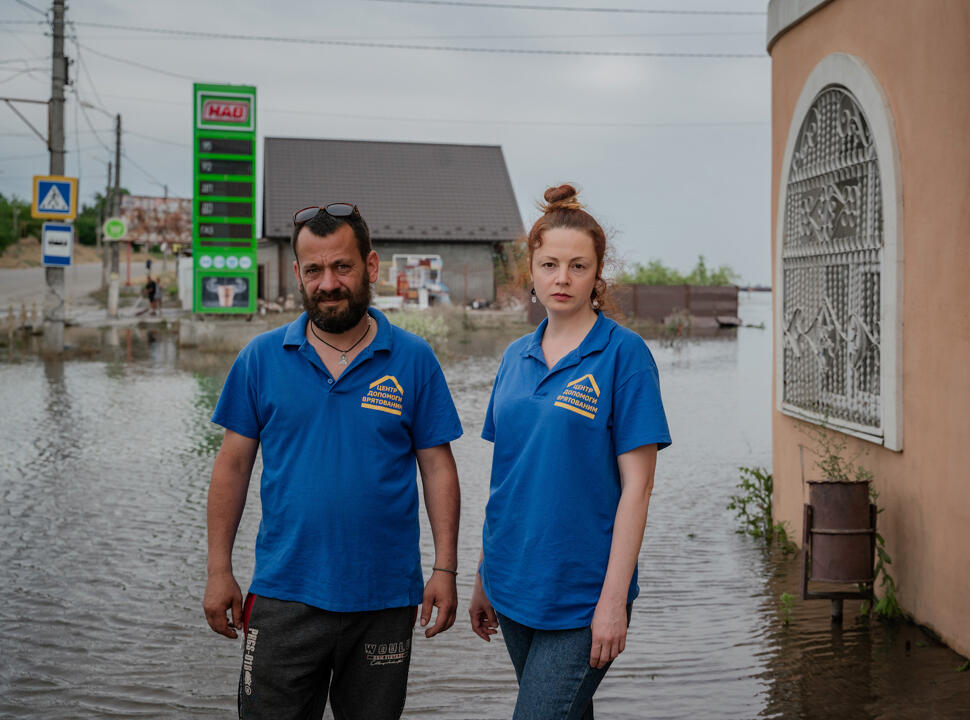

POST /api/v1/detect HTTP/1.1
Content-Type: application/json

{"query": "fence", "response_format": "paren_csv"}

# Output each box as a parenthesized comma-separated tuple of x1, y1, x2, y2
(528, 284, 739, 326)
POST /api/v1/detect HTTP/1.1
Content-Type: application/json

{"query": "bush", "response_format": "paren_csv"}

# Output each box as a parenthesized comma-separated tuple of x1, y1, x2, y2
(618, 255, 740, 286)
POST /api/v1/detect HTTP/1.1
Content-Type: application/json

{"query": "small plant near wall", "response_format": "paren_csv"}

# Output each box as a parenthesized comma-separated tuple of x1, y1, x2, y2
(800, 422, 873, 484)
(727, 466, 773, 541)
(727, 466, 796, 555)
(861, 487, 902, 621)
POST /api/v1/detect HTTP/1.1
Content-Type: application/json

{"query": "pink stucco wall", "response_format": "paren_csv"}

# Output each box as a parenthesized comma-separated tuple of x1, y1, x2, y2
(770, 0, 970, 656)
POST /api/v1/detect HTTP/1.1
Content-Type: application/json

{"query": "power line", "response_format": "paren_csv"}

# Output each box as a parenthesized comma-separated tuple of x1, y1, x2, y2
(77, 42, 198, 79)
(0, 66, 47, 83)
(6, 23, 763, 39)
(0, 127, 110, 137)
(67, 28, 109, 112)
(124, 129, 190, 148)
(364, 0, 766, 15)
(122, 150, 165, 189)
(11, 0, 48, 17)
(77, 91, 768, 131)
(70, 23, 763, 58)
(264, 107, 768, 129)
(73, 87, 115, 155)
(0, 56, 49, 64)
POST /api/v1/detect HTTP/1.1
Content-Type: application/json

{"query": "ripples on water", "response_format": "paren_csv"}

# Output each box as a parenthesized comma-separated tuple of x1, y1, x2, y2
(1, 294, 967, 719)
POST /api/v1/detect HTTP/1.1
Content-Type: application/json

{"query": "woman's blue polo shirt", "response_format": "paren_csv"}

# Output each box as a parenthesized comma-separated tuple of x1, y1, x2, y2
(211, 308, 462, 612)
(480, 312, 671, 630)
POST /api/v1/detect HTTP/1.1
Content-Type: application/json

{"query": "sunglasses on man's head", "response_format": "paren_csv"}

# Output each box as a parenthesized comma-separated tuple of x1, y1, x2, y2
(293, 203, 359, 226)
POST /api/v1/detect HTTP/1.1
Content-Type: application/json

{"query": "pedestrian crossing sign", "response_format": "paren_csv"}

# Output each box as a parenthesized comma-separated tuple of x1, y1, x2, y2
(32, 175, 78, 220)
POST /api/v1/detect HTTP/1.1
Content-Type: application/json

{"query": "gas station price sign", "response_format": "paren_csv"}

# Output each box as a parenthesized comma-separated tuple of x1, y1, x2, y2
(192, 83, 257, 313)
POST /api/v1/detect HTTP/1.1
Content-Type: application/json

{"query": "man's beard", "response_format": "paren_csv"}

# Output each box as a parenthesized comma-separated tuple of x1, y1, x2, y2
(301, 278, 372, 334)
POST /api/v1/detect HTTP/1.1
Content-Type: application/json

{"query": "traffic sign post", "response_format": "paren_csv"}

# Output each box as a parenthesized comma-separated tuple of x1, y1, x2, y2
(42, 222, 73, 267)
(192, 83, 257, 314)
(32, 175, 78, 220)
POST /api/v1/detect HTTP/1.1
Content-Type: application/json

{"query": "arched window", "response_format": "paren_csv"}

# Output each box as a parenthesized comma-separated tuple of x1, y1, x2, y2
(783, 86, 881, 430)
(775, 55, 902, 449)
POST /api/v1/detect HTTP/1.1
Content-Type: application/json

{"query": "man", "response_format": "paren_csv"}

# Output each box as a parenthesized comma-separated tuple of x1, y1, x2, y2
(137, 275, 156, 317)
(203, 203, 462, 720)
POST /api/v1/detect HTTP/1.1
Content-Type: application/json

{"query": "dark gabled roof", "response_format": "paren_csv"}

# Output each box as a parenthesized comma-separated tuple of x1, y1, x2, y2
(263, 137, 524, 243)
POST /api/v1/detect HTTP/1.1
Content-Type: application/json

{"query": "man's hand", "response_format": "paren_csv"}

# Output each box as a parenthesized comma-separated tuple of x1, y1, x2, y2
(204, 430, 257, 640)
(419, 570, 457, 638)
(468, 573, 498, 642)
(589, 596, 627, 669)
(203, 570, 243, 639)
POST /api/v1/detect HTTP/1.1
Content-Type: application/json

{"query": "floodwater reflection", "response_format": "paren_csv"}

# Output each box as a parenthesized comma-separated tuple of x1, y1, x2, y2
(0, 293, 967, 719)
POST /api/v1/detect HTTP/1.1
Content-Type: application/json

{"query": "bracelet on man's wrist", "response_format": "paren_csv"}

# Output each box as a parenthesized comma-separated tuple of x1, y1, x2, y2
(432, 566, 458, 576)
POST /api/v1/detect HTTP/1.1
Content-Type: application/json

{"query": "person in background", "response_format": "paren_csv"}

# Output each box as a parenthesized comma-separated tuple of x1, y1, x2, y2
(150, 276, 161, 315)
(136, 275, 156, 317)
(469, 184, 671, 719)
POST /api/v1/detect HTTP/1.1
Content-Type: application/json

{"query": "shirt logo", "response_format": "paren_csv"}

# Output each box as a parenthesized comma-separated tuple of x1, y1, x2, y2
(555, 373, 600, 420)
(361, 375, 404, 416)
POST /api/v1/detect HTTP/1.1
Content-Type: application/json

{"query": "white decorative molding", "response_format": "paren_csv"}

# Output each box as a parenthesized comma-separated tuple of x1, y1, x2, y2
(766, 0, 836, 52)
(774, 53, 903, 451)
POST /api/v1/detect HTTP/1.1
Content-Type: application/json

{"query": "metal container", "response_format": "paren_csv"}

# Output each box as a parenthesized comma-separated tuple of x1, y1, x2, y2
(806, 481, 873, 583)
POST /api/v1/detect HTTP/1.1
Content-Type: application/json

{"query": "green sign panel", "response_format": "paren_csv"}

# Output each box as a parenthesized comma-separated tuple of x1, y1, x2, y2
(192, 83, 257, 314)
(103, 217, 126, 240)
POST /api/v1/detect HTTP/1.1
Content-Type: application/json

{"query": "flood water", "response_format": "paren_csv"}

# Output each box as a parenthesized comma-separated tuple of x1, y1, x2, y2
(1, 292, 967, 719)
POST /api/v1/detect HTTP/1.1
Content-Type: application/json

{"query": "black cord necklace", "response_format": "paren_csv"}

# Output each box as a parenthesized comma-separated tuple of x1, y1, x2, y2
(309, 316, 372, 366)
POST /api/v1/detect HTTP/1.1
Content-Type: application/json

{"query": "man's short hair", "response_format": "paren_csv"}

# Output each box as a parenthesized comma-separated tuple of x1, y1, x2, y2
(291, 209, 371, 264)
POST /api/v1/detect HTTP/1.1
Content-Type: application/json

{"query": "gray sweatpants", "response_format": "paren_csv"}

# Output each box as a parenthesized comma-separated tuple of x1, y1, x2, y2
(238, 594, 417, 720)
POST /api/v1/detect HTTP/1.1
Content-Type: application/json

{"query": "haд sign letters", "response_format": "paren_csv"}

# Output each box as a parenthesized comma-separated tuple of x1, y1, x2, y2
(201, 99, 250, 124)
(192, 83, 257, 313)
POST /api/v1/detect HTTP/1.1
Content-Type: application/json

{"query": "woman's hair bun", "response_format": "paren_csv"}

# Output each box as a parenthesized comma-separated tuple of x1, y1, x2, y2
(541, 184, 583, 213)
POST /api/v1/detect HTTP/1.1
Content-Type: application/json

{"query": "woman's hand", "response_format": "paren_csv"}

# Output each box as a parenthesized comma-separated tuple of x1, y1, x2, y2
(469, 572, 499, 641)
(590, 596, 627, 668)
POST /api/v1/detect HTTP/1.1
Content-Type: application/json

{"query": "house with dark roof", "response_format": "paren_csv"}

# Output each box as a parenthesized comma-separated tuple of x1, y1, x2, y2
(258, 137, 523, 305)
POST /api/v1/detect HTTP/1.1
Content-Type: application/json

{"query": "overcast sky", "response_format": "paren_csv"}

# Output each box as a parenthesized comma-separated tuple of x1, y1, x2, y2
(1, 0, 772, 283)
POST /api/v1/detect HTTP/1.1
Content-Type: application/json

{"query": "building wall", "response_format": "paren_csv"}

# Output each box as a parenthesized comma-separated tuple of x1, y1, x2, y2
(770, 0, 970, 655)
(261, 238, 501, 305)
(256, 240, 280, 302)
(373, 240, 499, 304)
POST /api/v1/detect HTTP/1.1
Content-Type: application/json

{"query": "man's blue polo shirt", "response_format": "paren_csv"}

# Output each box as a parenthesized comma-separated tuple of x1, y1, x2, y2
(211, 308, 462, 612)
(480, 312, 671, 630)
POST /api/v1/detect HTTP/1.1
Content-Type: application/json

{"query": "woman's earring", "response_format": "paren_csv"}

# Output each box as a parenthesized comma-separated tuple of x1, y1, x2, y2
(530, 288, 537, 304)
(591, 288, 600, 309)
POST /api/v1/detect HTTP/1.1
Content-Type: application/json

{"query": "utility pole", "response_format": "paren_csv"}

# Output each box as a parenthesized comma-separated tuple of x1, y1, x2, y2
(107, 113, 121, 317)
(43, 0, 67, 352)
(99, 160, 110, 288)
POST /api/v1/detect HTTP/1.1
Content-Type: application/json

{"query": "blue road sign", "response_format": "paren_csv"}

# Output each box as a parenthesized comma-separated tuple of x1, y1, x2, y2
(42, 222, 74, 267)
(32, 175, 78, 220)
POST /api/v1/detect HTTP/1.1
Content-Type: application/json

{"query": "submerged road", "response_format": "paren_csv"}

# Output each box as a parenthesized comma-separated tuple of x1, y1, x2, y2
(0, 262, 105, 309)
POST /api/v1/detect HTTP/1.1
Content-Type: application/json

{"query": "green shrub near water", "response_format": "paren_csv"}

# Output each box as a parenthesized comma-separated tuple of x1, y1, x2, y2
(388, 311, 448, 343)
(727, 466, 795, 554)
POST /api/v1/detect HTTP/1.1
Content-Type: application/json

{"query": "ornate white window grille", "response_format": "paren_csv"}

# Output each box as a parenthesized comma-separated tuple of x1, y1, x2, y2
(781, 86, 882, 435)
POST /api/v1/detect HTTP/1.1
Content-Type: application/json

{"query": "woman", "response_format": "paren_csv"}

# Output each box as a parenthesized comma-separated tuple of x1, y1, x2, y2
(469, 184, 671, 719)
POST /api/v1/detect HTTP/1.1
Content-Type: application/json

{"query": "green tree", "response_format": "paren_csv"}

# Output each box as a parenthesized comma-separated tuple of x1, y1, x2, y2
(618, 255, 740, 286)
(0, 194, 43, 254)
(74, 192, 114, 246)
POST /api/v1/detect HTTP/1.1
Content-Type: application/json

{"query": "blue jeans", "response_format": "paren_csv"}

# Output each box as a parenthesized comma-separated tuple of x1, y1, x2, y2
(496, 606, 632, 720)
